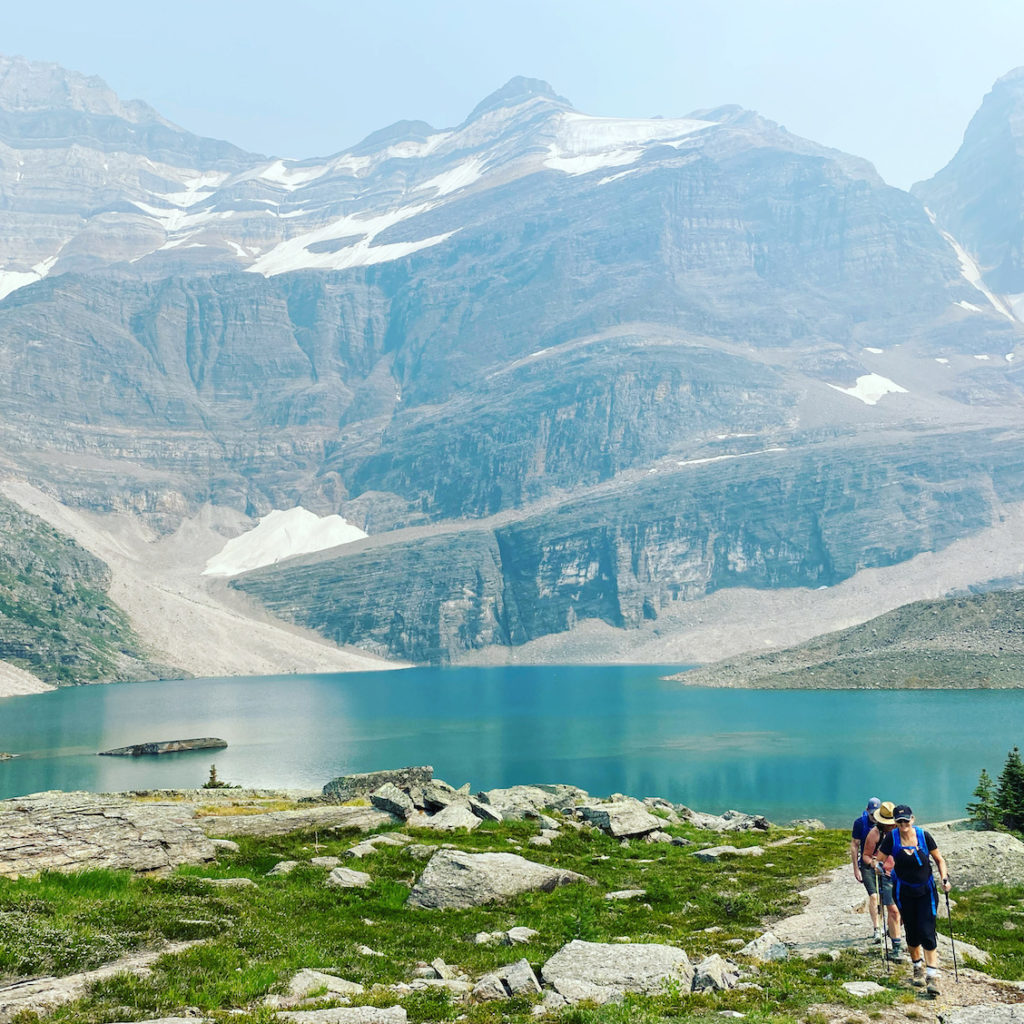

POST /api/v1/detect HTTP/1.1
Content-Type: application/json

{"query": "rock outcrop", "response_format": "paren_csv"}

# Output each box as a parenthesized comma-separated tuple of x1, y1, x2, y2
(926, 824, 1024, 889)
(322, 768, 434, 803)
(99, 737, 227, 756)
(0, 791, 214, 877)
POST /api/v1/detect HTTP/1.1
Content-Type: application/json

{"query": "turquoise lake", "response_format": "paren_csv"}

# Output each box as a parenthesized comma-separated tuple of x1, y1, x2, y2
(0, 665, 1020, 827)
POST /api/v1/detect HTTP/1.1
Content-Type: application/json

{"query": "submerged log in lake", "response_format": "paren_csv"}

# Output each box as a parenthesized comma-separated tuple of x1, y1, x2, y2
(98, 737, 228, 757)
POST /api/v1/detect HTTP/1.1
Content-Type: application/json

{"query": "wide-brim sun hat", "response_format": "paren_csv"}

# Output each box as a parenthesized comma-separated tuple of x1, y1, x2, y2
(873, 801, 896, 825)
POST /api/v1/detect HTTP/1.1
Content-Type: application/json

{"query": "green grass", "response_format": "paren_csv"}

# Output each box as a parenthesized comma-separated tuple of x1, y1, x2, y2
(0, 817, 1001, 1023)
(937, 883, 1024, 979)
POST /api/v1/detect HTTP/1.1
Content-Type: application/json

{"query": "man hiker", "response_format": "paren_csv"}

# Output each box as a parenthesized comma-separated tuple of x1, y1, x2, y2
(874, 804, 951, 996)
(861, 800, 903, 960)
(850, 796, 883, 939)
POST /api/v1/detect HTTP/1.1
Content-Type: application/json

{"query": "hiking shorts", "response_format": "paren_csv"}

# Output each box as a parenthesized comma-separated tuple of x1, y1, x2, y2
(894, 890, 937, 950)
(861, 866, 893, 903)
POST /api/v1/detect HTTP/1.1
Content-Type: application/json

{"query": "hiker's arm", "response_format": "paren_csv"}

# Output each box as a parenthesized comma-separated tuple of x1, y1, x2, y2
(850, 837, 862, 880)
(862, 827, 880, 865)
(932, 848, 951, 890)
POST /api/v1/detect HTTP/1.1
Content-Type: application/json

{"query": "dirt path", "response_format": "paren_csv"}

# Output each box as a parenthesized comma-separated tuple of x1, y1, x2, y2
(772, 866, 1024, 1023)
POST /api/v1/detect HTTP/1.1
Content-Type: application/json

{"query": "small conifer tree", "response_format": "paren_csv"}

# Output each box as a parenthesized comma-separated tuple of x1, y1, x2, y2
(997, 746, 1024, 832)
(966, 768, 999, 829)
(202, 763, 227, 789)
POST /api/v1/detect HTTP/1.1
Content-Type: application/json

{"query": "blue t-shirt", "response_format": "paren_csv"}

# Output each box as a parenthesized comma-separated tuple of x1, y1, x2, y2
(851, 811, 874, 863)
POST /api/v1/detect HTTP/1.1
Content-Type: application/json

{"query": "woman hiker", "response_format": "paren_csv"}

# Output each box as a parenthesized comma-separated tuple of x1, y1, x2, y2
(861, 800, 903, 961)
(873, 803, 951, 996)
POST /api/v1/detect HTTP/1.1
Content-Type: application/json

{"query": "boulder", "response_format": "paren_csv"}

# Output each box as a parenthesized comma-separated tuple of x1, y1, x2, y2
(686, 809, 771, 831)
(475, 785, 588, 821)
(471, 973, 509, 1002)
(345, 843, 379, 859)
(419, 780, 461, 811)
(204, 805, 395, 837)
(406, 844, 438, 860)
(502, 958, 542, 995)
(311, 856, 341, 868)
(468, 798, 503, 822)
(506, 926, 539, 944)
(211, 838, 239, 853)
(843, 981, 885, 996)
(579, 801, 663, 838)
(927, 824, 1024, 889)
(605, 889, 646, 900)
(370, 783, 414, 819)
(326, 866, 371, 889)
(407, 849, 592, 909)
(322, 767, 433, 803)
(202, 876, 257, 888)
(0, 791, 215, 877)
(541, 940, 694, 1001)
(528, 836, 551, 847)
(691, 954, 739, 992)
(424, 802, 480, 831)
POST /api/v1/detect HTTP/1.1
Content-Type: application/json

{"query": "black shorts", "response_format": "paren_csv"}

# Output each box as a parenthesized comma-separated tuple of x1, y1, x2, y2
(894, 889, 937, 950)
(862, 869, 895, 905)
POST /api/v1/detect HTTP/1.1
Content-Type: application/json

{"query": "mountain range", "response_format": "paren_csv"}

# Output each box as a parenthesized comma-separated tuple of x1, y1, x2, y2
(2, 55, 1024, 682)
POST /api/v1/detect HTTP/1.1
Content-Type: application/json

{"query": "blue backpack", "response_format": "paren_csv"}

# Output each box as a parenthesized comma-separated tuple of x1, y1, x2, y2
(891, 826, 937, 911)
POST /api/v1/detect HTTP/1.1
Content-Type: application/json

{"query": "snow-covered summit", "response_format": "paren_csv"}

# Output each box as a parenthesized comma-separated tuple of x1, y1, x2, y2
(202, 507, 367, 577)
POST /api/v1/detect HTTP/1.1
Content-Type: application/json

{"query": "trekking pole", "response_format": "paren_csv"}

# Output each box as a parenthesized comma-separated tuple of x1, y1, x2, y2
(876, 864, 890, 974)
(944, 889, 960, 983)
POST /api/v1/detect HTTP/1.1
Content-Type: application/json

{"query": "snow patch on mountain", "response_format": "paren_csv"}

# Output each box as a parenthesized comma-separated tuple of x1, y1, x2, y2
(0, 255, 57, 302)
(827, 373, 908, 405)
(202, 507, 367, 577)
(544, 111, 715, 176)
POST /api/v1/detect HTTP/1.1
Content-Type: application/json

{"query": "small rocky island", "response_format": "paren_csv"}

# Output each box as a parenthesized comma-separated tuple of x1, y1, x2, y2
(0, 752, 15, 760)
(98, 736, 227, 757)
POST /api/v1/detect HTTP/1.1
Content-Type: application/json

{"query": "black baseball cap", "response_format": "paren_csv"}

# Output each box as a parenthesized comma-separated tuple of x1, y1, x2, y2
(893, 804, 913, 821)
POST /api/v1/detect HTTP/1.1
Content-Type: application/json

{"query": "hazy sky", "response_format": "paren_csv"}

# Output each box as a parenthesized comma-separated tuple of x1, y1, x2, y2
(4, 0, 1023, 189)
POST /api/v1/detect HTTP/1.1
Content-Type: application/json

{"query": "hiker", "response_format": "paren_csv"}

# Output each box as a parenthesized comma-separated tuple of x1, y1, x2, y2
(875, 804, 951, 996)
(861, 800, 903, 961)
(850, 796, 883, 939)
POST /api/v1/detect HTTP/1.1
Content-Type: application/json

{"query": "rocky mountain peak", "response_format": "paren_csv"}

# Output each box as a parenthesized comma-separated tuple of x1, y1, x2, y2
(0, 53, 169, 125)
(465, 76, 572, 122)
(914, 66, 1024, 294)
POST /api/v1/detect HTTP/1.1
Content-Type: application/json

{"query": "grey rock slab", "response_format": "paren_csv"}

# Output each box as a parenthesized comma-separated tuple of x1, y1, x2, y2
(528, 836, 551, 847)
(365, 832, 412, 846)
(311, 856, 341, 868)
(407, 848, 592, 909)
(686, 810, 771, 832)
(468, 798, 503, 822)
(202, 876, 257, 888)
(204, 805, 396, 837)
(476, 785, 588, 821)
(276, 1008, 408, 1024)
(346, 843, 379, 859)
(502, 958, 542, 995)
(541, 939, 694, 997)
(605, 889, 647, 900)
(289, 969, 365, 1000)
(107, 1019, 213, 1024)
(549, 978, 625, 1005)
(0, 791, 215, 877)
(267, 859, 300, 876)
(694, 845, 764, 862)
(210, 838, 239, 853)
(430, 957, 456, 980)
(370, 783, 414, 819)
(842, 981, 885, 996)
(406, 843, 438, 860)
(506, 926, 539, 944)
(579, 801, 663, 838)
(322, 767, 433, 803)
(938, 1009, 1024, 1023)
(326, 866, 372, 889)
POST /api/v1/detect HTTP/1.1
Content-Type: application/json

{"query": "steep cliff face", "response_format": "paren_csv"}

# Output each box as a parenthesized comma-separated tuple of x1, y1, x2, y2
(914, 67, 1024, 298)
(234, 428, 1024, 663)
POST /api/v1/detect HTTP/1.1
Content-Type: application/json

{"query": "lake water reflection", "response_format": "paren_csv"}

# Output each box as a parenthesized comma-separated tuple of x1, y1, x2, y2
(0, 665, 1019, 826)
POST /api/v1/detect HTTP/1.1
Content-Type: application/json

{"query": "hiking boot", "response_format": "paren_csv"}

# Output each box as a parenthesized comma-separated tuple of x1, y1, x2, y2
(926, 973, 942, 996)
(871, 926, 881, 943)
(912, 962, 926, 987)
(887, 945, 904, 963)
